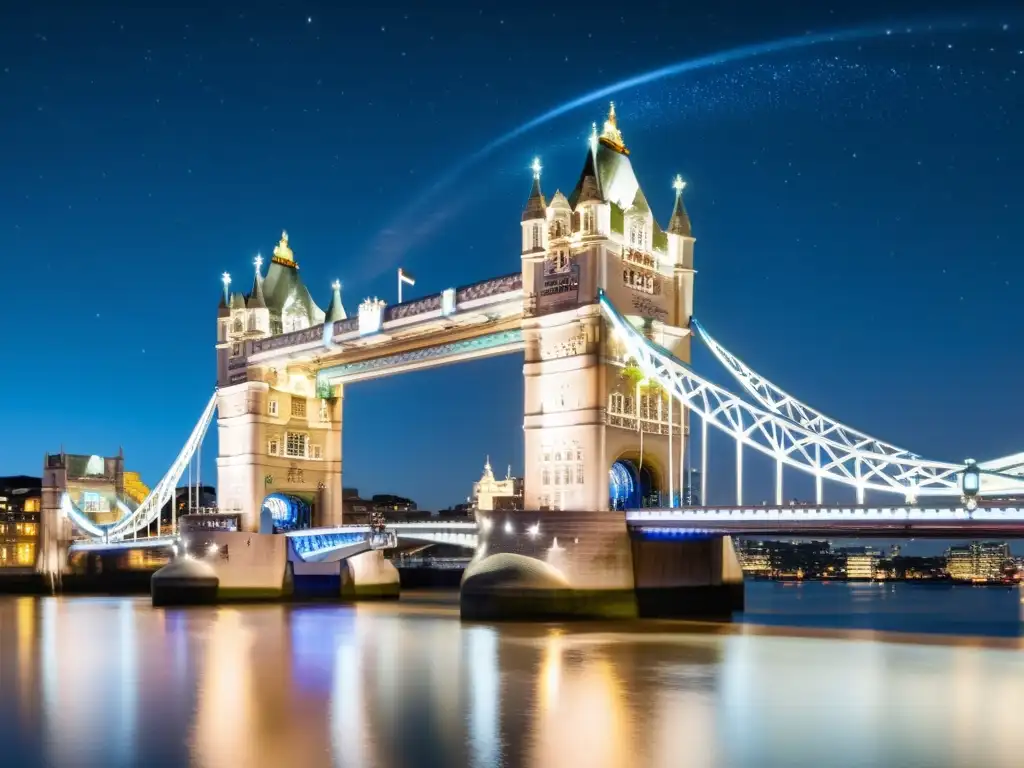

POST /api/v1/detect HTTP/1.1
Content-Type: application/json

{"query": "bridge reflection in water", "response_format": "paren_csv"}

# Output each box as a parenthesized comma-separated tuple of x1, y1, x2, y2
(3, 595, 1024, 767)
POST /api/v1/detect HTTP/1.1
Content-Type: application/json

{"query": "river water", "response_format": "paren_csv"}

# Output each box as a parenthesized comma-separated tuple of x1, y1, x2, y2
(2, 582, 1024, 768)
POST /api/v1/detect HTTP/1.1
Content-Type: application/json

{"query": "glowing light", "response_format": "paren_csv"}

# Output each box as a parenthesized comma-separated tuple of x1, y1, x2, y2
(528, 523, 540, 537)
(531, 156, 542, 179)
(504, 520, 514, 534)
(221, 272, 231, 287)
(207, 543, 219, 556)
(332, 279, 341, 290)
(672, 174, 686, 194)
(253, 253, 263, 272)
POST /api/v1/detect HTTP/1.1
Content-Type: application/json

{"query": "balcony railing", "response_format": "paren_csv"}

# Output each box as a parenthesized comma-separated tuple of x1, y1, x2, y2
(606, 411, 684, 436)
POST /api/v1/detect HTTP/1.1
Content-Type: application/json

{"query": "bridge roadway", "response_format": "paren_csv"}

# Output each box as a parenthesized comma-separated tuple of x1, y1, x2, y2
(625, 505, 1024, 538)
(67, 505, 1024, 562)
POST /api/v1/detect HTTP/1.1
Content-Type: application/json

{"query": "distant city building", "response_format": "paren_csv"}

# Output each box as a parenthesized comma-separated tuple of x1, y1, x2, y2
(371, 494, 417, 512)
(471, 458, 523, 512)
(947, 541, 1011, 582)
(736, 540, 771, 575)
(342, 489, 418, 519)
(842, 548, 880, 580)
(0, 475, 41, 568)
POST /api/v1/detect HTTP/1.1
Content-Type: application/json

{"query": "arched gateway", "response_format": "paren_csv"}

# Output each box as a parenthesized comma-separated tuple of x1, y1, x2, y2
(214, 104, 697, 530)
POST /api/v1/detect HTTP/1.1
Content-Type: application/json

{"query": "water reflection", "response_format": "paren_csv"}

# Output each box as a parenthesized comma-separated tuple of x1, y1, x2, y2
(3, 593, 1024, 767)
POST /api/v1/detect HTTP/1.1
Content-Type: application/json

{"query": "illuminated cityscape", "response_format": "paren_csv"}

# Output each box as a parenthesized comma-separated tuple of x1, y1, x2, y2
(3, 3, 1024, 764)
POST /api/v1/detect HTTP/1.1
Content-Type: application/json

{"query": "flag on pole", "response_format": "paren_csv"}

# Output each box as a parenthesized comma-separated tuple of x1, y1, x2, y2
(399, 268, 416, 286)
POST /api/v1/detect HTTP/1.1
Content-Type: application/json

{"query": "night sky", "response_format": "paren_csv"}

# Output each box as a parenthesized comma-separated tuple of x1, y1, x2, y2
(3, 2, 1022, 532)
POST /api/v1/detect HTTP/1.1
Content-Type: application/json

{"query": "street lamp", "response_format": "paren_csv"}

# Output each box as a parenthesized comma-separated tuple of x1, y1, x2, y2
(962, 459, 980, 511)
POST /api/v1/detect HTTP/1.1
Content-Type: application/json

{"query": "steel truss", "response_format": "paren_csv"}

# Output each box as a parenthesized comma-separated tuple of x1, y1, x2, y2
(601, 293, 970, 497)
(689, 315, 1024, 497)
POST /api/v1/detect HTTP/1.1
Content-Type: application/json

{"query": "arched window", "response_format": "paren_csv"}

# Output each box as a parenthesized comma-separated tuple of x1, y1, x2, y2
(552, 220, 563, 238)
(232, 316, 243, 334)
(532, 224, 541, 250)
(583, 209, 594, 234)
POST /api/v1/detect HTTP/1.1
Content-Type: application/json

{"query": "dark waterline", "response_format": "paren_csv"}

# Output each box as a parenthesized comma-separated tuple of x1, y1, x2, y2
(2, 582, 1024, 768)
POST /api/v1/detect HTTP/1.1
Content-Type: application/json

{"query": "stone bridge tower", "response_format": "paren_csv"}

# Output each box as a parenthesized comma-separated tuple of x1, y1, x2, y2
(520, 104, 696, 512)
(215, 234, 346, 532)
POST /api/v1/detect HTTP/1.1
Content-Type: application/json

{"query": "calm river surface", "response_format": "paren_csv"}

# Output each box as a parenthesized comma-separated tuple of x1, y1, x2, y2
(2, 582, 1024, 768)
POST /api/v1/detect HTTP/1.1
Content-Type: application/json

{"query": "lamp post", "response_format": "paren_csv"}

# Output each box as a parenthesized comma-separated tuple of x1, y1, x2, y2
(962, 459, 980, 511)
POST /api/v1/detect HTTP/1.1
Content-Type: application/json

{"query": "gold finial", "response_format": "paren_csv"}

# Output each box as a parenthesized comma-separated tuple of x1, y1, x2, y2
(531, 157, 542, 180)
(273, 230, 295, 265)
(599, 101, 627, 153)
(331, 279, 341, 291)
(254, 253, 263, 272)
(672, 175, 686, 194)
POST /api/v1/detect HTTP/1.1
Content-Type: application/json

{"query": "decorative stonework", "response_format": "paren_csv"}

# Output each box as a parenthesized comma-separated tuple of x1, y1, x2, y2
(333, 317, 358, 335)
(251, 325, 323, 354)
(358, 297, 387, 336)
(541, 331, 587, 361)
(631, 295, 668, 322)
(385, 293, 442, 321)
(455, 272, 522, 303)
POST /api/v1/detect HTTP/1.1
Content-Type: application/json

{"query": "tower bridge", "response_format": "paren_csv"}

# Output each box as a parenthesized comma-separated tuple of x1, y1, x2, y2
(40, 104, 1024, 617)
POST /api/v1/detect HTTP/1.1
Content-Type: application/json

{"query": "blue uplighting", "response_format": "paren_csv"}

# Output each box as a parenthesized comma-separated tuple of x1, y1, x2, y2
(262, 493, 312, 533)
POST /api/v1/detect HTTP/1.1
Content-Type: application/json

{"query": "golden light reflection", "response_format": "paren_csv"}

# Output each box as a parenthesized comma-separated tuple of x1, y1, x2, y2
(192, 610, 256, 766)
(538, 628, 563, 713)
(528, 638, 632, 768)
(16, 597, 35, 687)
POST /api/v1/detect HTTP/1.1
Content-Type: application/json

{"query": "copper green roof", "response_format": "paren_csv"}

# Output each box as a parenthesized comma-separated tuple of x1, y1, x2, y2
(263, 261, 325, 325)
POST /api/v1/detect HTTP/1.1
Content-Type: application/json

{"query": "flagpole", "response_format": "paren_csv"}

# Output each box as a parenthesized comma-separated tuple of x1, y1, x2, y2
(398, 269, 403, 304)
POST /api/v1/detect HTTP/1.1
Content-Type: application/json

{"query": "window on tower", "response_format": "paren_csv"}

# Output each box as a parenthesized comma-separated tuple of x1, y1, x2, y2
(268, 399, 279, 417)
(285, 432, 308, 458)
(532, 224, 541, 250)
(583, 209, 594, 234)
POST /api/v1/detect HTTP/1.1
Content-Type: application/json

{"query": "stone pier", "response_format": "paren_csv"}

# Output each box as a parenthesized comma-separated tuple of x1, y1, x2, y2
(460, 509, 744, 621)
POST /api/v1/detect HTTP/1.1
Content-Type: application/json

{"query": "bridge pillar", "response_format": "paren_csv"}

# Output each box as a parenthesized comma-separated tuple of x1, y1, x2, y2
(216, 377, 343, 533)
(630, 534, 744, 618)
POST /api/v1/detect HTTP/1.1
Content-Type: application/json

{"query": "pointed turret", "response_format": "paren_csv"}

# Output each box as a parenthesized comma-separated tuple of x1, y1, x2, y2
(549, 189, 570, 211)
(229, 292, 246, 311)
(521, 157, 547, 222)
(571, 148, 602, 207)
(218, 272, 231, 317)
(247, 254, 267, 309)
(668, 175, 692, 237)
(325, 280, 347, 322)
(521, 158, 548, 255)
(599, 101, 628, 155)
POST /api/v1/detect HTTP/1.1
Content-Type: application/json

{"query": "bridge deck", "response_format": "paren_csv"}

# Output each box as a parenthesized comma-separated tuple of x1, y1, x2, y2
(626, 506, 1024, 538)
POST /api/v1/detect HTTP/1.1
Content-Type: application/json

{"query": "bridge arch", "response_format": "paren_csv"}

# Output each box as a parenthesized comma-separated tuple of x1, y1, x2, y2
(260, 493, 312, 533)
(609, 452, 663, 510)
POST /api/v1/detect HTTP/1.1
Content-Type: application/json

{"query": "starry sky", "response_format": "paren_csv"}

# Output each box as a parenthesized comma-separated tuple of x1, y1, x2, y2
(2, 1, 1023, 535)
